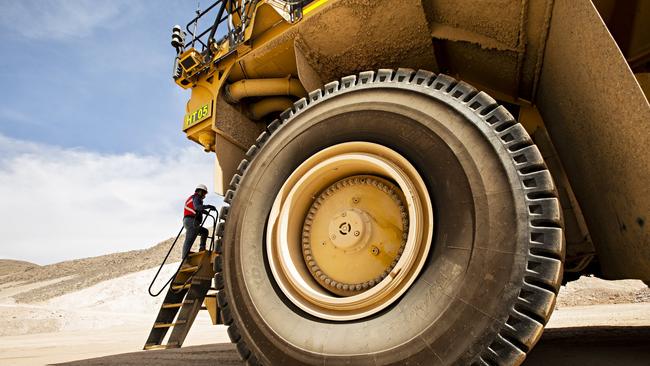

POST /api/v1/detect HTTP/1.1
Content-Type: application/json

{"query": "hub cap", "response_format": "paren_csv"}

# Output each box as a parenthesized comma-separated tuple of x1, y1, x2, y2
(302, 176, 408, 296)
(266, 142, 433, 321)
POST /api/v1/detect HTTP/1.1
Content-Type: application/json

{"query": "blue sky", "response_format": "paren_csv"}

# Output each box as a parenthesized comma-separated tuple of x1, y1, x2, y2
(0, 1, 223, 264)
(0, 1, 196, 154)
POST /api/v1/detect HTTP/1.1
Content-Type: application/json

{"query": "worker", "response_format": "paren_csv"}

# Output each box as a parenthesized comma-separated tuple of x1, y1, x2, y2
(182, 184, 216, 257)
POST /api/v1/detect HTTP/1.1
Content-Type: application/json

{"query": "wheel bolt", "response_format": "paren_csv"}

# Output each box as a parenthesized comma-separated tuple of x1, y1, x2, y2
(354, 231, 360, 236)
(371, 246, 379, 255)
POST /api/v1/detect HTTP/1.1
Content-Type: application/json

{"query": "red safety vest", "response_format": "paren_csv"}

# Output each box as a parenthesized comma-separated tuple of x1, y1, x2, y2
(184, 195, 197, 217)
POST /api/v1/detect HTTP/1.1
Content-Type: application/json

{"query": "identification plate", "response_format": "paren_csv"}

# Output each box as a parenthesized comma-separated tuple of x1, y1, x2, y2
(183, 102, 212, 130)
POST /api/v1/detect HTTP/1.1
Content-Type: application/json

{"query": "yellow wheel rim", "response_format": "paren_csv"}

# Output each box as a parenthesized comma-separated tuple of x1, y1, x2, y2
(266, 142, 433, 321)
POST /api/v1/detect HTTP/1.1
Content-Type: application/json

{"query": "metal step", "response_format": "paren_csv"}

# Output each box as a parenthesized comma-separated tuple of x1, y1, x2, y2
(145, 246, 216, 351)
(153, 320, 187, 328)
(166, 300, 200, 308)
(143, 342, 180, 350)
(179, 265, 199, 273)
(143, 344, 166, 350)
(171, 283, 192, 291)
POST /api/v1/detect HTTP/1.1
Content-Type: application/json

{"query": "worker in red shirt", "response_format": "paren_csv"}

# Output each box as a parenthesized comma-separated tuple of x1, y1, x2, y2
(182, 184, 215, 257)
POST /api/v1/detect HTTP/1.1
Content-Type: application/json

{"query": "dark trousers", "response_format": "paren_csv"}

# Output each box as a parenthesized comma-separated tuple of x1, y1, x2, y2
(182, 216, 208, 258)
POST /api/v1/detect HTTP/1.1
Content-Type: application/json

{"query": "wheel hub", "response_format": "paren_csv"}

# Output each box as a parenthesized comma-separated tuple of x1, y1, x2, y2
(266, 142, 434, 320)
(302, 176, 408, 296)
(328, 208, 369, 251)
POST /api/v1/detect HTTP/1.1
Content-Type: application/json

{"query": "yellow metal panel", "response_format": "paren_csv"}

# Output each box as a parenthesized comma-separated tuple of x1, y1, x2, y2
(303, 0, 329, 15)
(179, 49, 204, 73)
(203, 297, 219, 325)
(248, 3, 286, 41)
(536, 0, 650, 279)
(183, 102, 213, 131)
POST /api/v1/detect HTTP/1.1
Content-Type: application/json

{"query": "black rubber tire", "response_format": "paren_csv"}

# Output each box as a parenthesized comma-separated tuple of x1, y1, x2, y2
(218, 69, 564, 365)
(214, 272, 225, 290)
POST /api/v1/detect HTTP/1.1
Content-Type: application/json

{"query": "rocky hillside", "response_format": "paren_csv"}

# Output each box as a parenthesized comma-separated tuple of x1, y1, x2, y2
(0, 259, 40, 277)
(0, 235, 187, 303)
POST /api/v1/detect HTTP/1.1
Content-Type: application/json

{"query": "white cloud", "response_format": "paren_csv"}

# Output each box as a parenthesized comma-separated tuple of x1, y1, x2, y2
(0, 0, 142, 41)
(0, 134, 221, 265)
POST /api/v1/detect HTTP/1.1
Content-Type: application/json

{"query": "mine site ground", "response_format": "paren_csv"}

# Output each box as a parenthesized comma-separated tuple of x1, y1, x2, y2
(0, 241, 648, 366)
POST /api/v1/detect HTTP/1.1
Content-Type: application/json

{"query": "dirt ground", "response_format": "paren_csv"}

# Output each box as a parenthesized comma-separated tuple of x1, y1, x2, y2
(0, 245, 648, 366)
(40, 303, 650, 366)
(555, 276, 650, 307)
(0, 261, 227, 366)
(51, 324, 650, 366)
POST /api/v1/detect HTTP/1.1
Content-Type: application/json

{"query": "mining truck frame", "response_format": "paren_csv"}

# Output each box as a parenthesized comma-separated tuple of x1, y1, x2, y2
(160, 1, 650, 364)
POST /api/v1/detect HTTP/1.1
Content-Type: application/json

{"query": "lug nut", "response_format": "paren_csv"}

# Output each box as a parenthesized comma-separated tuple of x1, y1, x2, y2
(354, 231, 360, 236)
(371, 246, 379, 255)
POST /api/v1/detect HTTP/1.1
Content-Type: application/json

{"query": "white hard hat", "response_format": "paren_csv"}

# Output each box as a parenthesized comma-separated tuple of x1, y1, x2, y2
(195, 184, 208, 192)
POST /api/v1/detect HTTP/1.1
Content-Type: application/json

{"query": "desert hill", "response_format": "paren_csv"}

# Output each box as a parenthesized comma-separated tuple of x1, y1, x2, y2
(0, 235, 186, 303)
(0, 259, 40, 277)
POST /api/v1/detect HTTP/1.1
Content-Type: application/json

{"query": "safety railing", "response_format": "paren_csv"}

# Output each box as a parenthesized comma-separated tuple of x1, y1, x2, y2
(148, 208, 219, 297)
(184, 0, 252, 54)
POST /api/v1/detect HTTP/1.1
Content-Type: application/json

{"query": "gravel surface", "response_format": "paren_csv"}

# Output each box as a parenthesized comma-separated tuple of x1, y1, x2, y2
(556, 275, 650, 307)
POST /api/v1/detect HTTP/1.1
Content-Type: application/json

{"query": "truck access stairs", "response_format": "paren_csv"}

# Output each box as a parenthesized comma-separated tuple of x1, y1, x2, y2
(144, 250, 220, 350)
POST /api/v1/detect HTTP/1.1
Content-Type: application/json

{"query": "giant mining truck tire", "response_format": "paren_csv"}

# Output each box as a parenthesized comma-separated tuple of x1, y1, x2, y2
(213, 69, 564, 365)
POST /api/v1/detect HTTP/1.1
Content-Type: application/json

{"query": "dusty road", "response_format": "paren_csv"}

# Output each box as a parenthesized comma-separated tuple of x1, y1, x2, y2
(55, 325, 650, 366)
(52, 304, 650, 366)
(2, 255, 647, 366)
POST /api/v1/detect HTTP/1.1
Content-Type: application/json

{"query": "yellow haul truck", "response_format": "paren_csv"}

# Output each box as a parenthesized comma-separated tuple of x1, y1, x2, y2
(147, 1, 650, 364)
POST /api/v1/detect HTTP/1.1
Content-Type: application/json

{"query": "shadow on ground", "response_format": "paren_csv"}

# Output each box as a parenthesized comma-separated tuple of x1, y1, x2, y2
(524, 326, 650, 366)
(55, 326, 650, 365)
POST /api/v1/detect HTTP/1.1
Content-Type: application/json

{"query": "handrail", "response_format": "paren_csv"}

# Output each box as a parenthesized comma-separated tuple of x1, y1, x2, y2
(184, 1, 244, 53)
(206, 1, 228, 51)
(168, 209, 219, 295)
(180, 1, 316, 55)
(148, 208, 219, 297)
(185, 1, 222, 36)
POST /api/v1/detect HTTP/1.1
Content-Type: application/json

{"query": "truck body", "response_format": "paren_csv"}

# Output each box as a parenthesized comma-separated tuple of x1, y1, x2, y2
(154, 1, 650, 364)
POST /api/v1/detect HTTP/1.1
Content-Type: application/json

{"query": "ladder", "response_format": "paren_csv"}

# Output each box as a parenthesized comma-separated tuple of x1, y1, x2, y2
(144, 250, 220, 350)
